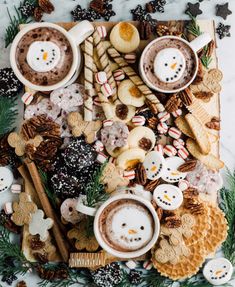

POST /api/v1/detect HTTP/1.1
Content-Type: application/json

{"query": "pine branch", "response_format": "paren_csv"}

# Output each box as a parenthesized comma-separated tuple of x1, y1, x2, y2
(5, 6, 31, 48)
(0, 97, 18, 137)
(186, 12, 202, 37)
(200, 54, 212, 69)
(142, 270, 173, 287)
(85, 161, 109, 208)
(219, 169, 235, 264)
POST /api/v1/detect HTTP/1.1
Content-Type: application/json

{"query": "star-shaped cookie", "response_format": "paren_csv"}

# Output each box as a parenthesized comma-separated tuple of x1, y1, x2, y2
(185, 2, 203, 18)
(216, 3, 232, 20)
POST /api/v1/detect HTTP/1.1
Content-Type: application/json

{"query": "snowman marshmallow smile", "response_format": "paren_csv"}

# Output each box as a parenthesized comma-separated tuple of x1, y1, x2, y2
(154, 48, 186, 83)
(27, 41, 61, 73)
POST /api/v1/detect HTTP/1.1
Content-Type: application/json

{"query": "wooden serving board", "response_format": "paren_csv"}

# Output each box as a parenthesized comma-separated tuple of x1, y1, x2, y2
(20, 20, 220, 266)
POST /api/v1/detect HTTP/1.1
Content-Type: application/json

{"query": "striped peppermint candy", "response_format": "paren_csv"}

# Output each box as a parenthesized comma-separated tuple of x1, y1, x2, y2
(97, 25, 107, 39)
(101, 83, 113, 97)
(96, 152, 108, 163)
(173, 138, 185, 149)
(124, 52, 137, 64)
(123, 170, 135, 180)
(157, 111, 170, 122)
(103, 119, 113, 127)
(113, 69, 125, 81)
(178, 147, 189, 159)
(154, 144, 164, 155)
(163, 145, 177, 157)
(172, 109, 183, 117)
(4, 202, 13, 214)
(93, 140, 104, 152)
(21, 92, 34, 105)
(94, 96, 102, 106)
(143, 260, 153, 270)
(95, 71, 107, 85)
(131, 115, 146, 126)
(168, 127, 182, 139)
(157, 122, 168, 134)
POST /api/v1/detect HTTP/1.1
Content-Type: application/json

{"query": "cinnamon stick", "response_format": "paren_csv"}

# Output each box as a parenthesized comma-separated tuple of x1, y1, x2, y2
(25, 159, 69, 262)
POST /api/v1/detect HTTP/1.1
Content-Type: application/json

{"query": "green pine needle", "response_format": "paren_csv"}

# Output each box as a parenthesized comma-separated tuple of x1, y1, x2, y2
(220, 169, 235, 264)
(0, 97, 18, 137)
(5, 6, 31, 48)
(186, 12, 202, 37)
(200, 55, 212, 69)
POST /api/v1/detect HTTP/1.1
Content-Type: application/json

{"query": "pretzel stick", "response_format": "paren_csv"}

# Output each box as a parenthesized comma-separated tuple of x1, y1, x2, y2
(107, 47, 165, 113)
(84, 36, 94, 121)
(25, 159, 69, 262)
(93, 29, 117, 103)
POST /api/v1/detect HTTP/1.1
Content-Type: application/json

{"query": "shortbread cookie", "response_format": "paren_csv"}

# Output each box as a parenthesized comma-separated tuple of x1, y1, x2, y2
(186, 139, 224, 170)
(128, 126, 156, 153)
(118, 79, 145, 107)
(175, 117, 195, 138)
(185, 113, 211, 155)
(116, 148, 145, 170)
(110, 22, 140, 53)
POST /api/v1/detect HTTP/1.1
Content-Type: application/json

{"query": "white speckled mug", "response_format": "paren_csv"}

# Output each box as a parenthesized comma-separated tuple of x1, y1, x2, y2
(139, 33, 212, 93)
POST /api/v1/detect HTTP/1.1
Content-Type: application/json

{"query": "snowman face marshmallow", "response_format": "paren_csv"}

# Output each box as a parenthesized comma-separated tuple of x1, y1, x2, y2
(161, 156, 187, 183)
(153, 184, 183, 210)
(203, 258, 233, 286)
(0, 167, 14, 193)
(27, 41, 61, 73)
(143, 151, 166, 180)
(106, 203, 154, 251)
(154, 48, 186, 83)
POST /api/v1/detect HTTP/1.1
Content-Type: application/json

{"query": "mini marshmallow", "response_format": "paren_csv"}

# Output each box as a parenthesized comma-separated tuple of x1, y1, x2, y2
(113, 69, 125, 81)
(103, 119, 113, 127)
(178, 179, 190, 191)
(172, 109, 183, 117)
(96, 152, 108, 164)
(21, 92, 34, 106)
(101, 83, 113, 97)
(10, 184, 22, 194)
(157, 111, 170, 122)
(97, 25, 107, 39)
(178, 147, 189, 159)
(143, 260, 153, 270)
(131, 115, 146, 126)
(173, 138, 185, 150)
(154, 144, 164, 155)
(123, 170, 135, 180)
(94, 96, 102, 106)
(164, 145, 177, 157)
(168, 127, 182, 139)
(4, 202, 13, 214)
(125, 260, 137, 269)
(157, 122, 168, 134)
(93, 140, 104, 152)
(124, 53, 137, 64)
(95, 71, 107, 85)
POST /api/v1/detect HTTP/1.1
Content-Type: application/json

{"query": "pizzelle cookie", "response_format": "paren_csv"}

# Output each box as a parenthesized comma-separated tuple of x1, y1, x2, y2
(185, 113, 211, 155)
(186, 138, 224, 170)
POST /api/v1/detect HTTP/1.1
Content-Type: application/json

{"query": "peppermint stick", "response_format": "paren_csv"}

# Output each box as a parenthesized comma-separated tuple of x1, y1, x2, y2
(107, 47, 165, 113)
(93, 28, 117, 103)
(84, 36, 94, 121)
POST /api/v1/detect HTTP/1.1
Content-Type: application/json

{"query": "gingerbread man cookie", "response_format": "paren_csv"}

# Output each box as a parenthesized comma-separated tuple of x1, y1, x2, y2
(100, 162, 129, 193)
(67, 112, 102, 144)
(11, 193, 38, 226)
(29, 209, 54, 241)
(8, 132, 43, 156)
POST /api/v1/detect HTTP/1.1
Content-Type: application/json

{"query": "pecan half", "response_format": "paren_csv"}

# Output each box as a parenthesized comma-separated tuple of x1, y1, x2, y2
(145, 99, 159, 114)
(34, 7, 43, 22)
(145, 179, 161, 192)
(205, 117, 220, 130)
(194, 91, 214, 101)
(147, 117, 158, 130)
(179, 88, 193, 106)
(183, 187, 199, 199)
(178, 159, 197, 172)
(16, 281, 27, 287)
(138, 137, 152, 152)
(135, 163, 147, 185)
(165, 215, 182, 228)
(165, 94, 181, 113)
(30, 235, 46, 250)
(38, 0, 54, 13)
(156, 207, 163, 221)
(115, 104, 128, 120)
(184, 198, 204, 215)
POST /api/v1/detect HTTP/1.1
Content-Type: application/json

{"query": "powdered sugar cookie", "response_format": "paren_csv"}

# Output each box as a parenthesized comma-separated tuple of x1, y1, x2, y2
(161, 156, 187, 183)
(60, 198, 84, 224)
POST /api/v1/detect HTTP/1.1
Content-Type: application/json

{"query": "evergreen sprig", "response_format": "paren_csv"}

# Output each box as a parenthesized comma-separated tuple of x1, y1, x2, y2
(220, 169, 235, 264)
(0, 97, 18, 137)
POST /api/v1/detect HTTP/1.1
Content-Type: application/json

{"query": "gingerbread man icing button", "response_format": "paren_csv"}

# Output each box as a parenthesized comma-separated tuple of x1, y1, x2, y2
(203, 258, 233, 286)
(153, 184, 183, 210)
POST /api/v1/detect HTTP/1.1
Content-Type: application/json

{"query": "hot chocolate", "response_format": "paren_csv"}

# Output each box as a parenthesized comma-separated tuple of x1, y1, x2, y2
(98, 198, 154, 252)
(15, 27, 73, 86)
(143, 38, 197, 92)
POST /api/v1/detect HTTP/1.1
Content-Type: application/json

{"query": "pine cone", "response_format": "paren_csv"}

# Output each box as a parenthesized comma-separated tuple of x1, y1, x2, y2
(178, 159, 197, 172)
(33, 252, 49, 263)
(36, 266, 56, 280)
(144, 179, 161, 192)
(165, 215, 182, 228)
(184, 198, 204, 215)
(135, 163, 147, 185)
(165, 94, 181, 113)
(147, 117, 158, 130)
(183, 187, 199, 199)
(34, 6, 43, 21)
(179, 89, 193, 106)
(90, 0, 105, 14)
(38, 0, 54, 13)
(16, 281, 27, 287)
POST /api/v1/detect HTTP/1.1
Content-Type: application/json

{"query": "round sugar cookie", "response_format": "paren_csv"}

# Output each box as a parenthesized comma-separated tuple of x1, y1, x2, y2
(0, 167, 14, 193)
(161, 156, 187, 183)
(203, 258, 233, 286)
(143, 151, 166, 180)
(153, 184, 183, 210)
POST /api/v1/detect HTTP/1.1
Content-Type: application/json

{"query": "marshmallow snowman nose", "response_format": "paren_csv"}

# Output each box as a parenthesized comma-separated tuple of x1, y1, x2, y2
(215, 270, 222, 275)
(128, 229, 137, 234)
(170, 62, 177, 70)
(151, 166, 157, 172)
(43, 52, 48, 61)
(164, 194, 171, 202)
(171, 171, 180, 176)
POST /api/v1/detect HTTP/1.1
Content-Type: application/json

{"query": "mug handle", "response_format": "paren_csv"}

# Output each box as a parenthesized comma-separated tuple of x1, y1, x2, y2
(189, 32, 212, 53)
(76, 195, 97, 216)
(68, 20, 94, 46)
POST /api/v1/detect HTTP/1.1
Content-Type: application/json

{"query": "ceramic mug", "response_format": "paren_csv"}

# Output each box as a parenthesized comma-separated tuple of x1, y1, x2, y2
(139, 33, 212, 93)
(10, 21, 94, 92)
(90, 194, 160, 259)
